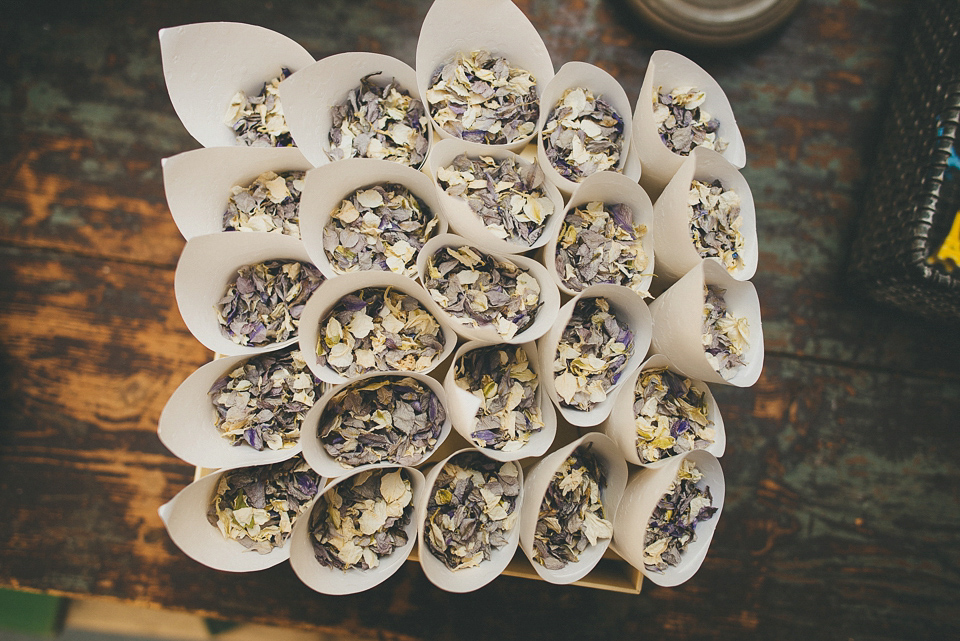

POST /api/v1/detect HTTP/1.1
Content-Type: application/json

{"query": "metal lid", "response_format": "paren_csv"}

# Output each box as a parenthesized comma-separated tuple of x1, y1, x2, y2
(627, 0, 803, 47)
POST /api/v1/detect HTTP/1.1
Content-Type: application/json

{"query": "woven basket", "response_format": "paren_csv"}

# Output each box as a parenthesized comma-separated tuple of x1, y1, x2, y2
(847, 0, 960, 323)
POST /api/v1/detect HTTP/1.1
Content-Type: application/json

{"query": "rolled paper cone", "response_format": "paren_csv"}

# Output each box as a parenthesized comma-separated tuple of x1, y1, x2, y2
(158, 354, 308, 469)
(415, 0, 554, 153)
(442, 341, 558, 462)
(416, 234, 561, 344)
(536, 61, 637, 195)
(298, 157, 448, 281)
(296, 269, 457, 384)
(300, 371, 452, 479)
(159, 23, 314, 148)
(601, 353, 725, 468)
(289, 465, 425, 595)
(158, 463, 310, 572)
(518, 432, 627, 585)
(648, 258, 764, 387)
(652, 146, 758, 286)
(633, 50, 746, 195)
(537, 284, 653, 427)
(425, 139, 565, 255)
(416, 448, 525, 592)
(544, 171, 655, 298)
(174, 232, 320, 356)
(610, 449, 725, 587)
(162, 146, 313, 241)
(279, 52, 431, 169)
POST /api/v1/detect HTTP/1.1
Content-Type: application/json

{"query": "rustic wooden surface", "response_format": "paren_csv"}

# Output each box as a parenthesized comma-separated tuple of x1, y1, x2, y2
(2, 0, 959, 639)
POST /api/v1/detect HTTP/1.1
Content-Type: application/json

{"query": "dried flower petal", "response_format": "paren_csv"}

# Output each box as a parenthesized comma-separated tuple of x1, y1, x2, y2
(316, 287, 445, 377)
(208, 455, 320, 554)
(208, 347, 321, 451)
(455, 346, 543, 452)
(653, 86, 727, 156)
(634, 367, 715, 464)
(689, 179, 744, 273)
(222, 170, 305, 237)
(319, 376, 446, 468)
(424, 245, 541, 341)
(555, 201, 649, 296)
(702, 285, 749, 378)
(328, 73, 429, 167)
(643, 458, 717, 572)
(553, 297, 634, 410)
(424, 453, 520, 570)
(310, 468, 414, 570)
(533, 446, 612, 569)
(215, 260, 324, 347)
(323, 183, 439, 277)
(224, 69, 295, 147)
(427, 50, 538, 145)
(437, 153, 554, 246)
(542, 87, 624, 182)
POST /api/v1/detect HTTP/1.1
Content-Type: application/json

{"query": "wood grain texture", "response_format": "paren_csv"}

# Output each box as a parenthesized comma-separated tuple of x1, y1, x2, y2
(1, 0, 959, 639)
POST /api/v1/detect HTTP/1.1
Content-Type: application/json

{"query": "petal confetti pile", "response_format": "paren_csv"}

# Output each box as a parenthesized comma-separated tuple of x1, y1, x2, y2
(216, 260, 324, 347)
(427, 50, 539, 145)
(634, 367, 715, 464)
(311, 468, 414, 570)
(209, 346, 320, 451)
(424, 245, 541, 340)
(702, 285, 749, 378)
(533, 447, 613, 570)
(316, 287, 445, 377)
(208, 455, 321, 554)
(642, 459, 717, 572)
(323, 183, 438, 277)
(654, 86, 727, 156)
(224, 69, 294, 147)
(542, 87, 624, 182)
(689, 179, 744, 273)
(424, 452, 521, 571)
(223, 170, 305, 236)
(437, 153, 555, 246)
(319, 376, 445, 468)
(555, 201, 649, 295)
(328, 73, 430, 167)
(454, 345, 543, 452)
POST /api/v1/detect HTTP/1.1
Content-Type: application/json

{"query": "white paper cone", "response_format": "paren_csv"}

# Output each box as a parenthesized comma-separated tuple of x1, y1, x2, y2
(633, 50, 746, 194)
(517, 433, 627, 584)
(536, 62, 637, 195)
(610, 449, 725, 587)
(415, 0, 554, 152)
(296, 269, 457, 384)
(416, 234, 561, 344)
(158, 463, 312, 572)
(424, 139, 565, 255)
(298, 158, 448, 280)
(159, 23, 314, 148)
(652, 147, 757, 285)
(543, 171, 655, 297)
(158, 354, 311, 469)
(416, 449, 525, 592)
(279, 52, 431, 169)
(162, 146, 313, 241)
(442, 341, 557, 462)
(537, 284, 653, 426)
(289, 465, 425, 595)
(648, 258, 764, 387)
(175, 232, 320, 356)
(601, 354, 725, 468)
(300, 371, 452, 479)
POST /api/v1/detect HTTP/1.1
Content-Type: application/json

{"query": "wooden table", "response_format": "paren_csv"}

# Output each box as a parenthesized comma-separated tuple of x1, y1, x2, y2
(2, 0, 958, 639)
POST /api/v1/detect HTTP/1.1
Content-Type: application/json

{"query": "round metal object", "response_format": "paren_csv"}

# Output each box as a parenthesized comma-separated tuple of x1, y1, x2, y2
(627, 0, 803, 47)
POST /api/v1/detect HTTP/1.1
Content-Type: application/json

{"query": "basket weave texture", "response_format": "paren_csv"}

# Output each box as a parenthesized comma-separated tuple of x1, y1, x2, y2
(848, 0, 960, 322)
